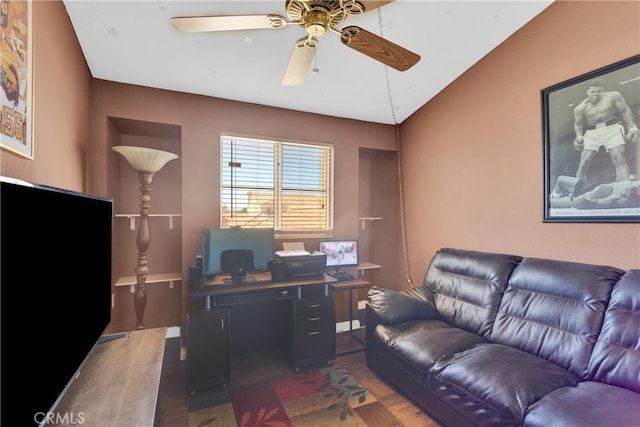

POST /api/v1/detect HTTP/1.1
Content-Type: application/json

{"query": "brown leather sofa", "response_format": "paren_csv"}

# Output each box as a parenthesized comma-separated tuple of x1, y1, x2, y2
(365, 248, 640, 427)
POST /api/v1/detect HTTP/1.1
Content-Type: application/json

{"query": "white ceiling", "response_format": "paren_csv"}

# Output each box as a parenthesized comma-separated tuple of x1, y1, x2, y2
(63, 0, 553, 125)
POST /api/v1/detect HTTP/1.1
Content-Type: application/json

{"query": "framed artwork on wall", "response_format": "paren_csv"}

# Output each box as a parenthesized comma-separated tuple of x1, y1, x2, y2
(542, 54, 640, 223)
(1, 0, 34, 159)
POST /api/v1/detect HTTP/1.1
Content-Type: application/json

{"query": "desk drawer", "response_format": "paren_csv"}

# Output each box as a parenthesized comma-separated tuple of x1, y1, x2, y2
(295, 297, 333, 324)
(212, 288, 295, 306)
(293, 297, 335, 368)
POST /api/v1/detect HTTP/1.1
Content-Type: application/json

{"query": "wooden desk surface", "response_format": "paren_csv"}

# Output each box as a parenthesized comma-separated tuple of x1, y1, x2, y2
(51, 328, 166, 427)
(189, 272, 341, 297)
(330, 278, 371, 291)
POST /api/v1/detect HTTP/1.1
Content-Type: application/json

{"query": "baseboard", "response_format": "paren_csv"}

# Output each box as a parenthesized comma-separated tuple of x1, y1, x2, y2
(166, 326, 181, 338)
(336, 320, 361, 333)
(172, 321, 362, 339)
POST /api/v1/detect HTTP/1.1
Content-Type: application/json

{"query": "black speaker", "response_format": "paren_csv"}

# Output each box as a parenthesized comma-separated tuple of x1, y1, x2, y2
(268, 260, 284, 281)
(189, 265, 202, 292)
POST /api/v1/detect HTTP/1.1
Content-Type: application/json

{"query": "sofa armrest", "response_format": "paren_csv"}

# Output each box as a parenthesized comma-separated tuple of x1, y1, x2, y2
(365, 286, 438, 370)
(366, 286, 438, 326)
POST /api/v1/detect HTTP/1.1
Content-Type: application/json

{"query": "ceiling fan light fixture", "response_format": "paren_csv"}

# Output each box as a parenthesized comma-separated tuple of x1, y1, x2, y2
(286, 0, 346, 30)
(304, 10, 330, 36)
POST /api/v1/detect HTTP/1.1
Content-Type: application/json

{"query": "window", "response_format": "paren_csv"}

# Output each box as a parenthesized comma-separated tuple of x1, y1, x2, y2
(221, 135, 334, 237)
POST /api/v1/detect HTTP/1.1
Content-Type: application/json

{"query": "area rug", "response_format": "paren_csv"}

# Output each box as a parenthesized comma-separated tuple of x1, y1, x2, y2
(188, 365, 403, 426)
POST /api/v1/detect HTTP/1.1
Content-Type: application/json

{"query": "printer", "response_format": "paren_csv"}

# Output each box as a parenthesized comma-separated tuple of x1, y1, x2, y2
(273, 250, 327, 280)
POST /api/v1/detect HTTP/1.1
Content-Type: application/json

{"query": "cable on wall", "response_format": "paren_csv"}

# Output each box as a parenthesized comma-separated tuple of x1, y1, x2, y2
(395, 124, 415, 288)
(376, 7, 415, 287)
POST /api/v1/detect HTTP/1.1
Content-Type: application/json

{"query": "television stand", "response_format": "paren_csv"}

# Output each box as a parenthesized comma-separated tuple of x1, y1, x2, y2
(54, 328, 166, 426)
(98, 332, 127, 344)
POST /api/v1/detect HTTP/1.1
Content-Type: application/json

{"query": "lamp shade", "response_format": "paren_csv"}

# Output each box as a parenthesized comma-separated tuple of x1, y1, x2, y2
(113, 146, 178, 172)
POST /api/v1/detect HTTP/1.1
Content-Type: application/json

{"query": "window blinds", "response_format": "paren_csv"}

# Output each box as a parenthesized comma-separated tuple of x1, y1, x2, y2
(221, 136, 333, 236)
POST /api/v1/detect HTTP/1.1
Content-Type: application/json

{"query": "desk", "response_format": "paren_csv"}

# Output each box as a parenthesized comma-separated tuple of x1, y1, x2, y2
(186, 273, 370, 395)
(191, 272, 335, 310)
(331, 279, 371, 355)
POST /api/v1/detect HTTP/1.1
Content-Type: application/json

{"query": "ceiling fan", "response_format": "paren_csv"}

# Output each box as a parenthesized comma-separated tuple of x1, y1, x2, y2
(171, 0, 420, 86)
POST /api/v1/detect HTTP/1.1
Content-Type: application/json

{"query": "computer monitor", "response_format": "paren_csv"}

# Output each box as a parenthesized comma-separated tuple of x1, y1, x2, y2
(201, 228, 275, 279)
(318, 239, 359, 273)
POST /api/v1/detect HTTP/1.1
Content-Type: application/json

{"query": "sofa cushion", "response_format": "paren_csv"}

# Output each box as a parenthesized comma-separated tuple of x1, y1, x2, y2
(588, 269, 640, 392)
(524, 381, 640, 427)
(367, 286, 437, 325)
(430, 343, 580, 425)
(423, 248, 522, 339)
(374, 319, 486, 374)
(490, 257, 623, 378)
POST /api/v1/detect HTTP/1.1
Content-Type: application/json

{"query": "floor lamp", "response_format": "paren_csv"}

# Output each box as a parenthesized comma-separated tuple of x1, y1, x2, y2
(113, 146, 179, 330)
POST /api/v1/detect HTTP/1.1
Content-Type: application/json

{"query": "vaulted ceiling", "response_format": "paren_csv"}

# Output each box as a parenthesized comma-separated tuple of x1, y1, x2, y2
(63, 1, 553, 124)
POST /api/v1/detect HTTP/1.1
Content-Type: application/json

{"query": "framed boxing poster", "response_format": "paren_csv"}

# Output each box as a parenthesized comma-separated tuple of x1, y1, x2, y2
(542, 54, 640, 223)
(1, 0, 34, 159)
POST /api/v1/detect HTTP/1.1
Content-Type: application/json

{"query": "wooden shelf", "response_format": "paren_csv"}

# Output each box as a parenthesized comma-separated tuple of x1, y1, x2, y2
(358, 262, 381, 271)
(115, 272, 182, 293)
(358, 216, 382, 230)
(116, 213, 182, 230)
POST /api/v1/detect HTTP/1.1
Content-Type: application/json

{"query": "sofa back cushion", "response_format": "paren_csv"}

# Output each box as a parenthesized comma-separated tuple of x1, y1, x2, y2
(491, 257, 623, 378)
(423, 248, 522, 339)
(588, 269, 640, 392)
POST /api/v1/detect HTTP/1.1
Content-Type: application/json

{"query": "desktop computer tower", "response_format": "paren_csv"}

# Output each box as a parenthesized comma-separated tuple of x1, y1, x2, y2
(186, 309, 230, 395)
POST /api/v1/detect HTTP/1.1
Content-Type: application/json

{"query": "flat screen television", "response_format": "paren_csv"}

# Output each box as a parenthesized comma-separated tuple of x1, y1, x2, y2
(0, 177, 113, 426)
(201, 228, 275, 279)
(318, 239, 359, 273)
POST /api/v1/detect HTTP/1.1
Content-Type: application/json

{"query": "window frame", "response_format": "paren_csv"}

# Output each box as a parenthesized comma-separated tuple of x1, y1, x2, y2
(220, 134, 334, 239)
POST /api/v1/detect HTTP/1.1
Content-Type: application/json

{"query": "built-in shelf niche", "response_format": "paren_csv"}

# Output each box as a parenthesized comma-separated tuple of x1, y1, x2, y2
(115, 272, 182, 293)
(357, 218, 382, 274)
(358, 216, 382, 230)
(358, 262, 381, 275)
(359, 147, 402, 290)
(109, 116, 183, 332)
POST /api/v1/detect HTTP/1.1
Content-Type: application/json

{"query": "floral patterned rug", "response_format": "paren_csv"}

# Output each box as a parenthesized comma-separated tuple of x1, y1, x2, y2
(188, 365, 403, 426)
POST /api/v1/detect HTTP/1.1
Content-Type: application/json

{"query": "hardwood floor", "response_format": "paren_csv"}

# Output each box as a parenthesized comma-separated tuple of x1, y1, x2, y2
(158, 328, 440, 427)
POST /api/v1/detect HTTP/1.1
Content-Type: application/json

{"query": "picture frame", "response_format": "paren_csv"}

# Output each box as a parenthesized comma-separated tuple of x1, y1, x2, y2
(542, 54, 640, 223)
(1, 0, 34, 159)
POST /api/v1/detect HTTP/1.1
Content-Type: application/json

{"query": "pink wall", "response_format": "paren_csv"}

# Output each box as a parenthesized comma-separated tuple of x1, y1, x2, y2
(89, 81, 396, 329)
(401, 1, 640, 281)
(1, 1, 92, 191)
(89, 80, 395, 254)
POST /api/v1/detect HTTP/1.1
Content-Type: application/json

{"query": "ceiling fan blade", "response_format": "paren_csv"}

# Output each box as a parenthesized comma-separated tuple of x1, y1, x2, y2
(357, 1, 394, 13)
(171, 14, 288, 32)
(282, 37, 317, 86)
(339, 0, 393, 15)
(339, 26, 420, 71)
